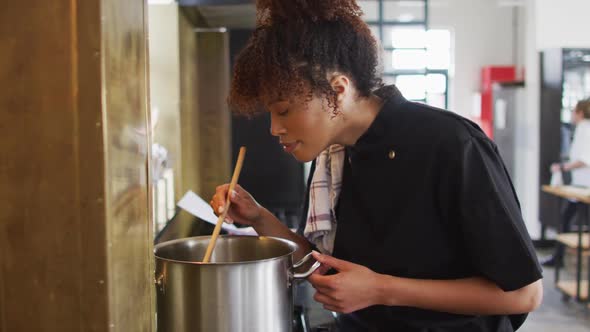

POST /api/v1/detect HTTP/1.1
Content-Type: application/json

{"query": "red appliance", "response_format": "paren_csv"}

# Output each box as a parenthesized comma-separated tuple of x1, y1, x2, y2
(478, 66, 517, 139)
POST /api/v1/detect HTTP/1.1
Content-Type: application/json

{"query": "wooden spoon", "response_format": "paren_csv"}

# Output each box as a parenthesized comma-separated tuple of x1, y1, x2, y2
(202, 146, 247, 263)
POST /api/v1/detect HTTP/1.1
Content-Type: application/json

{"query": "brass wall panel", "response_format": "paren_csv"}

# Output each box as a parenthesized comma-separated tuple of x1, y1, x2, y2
(180, 6, 209, 28)
(148, 4, 183, 202)
(179, 8, 202, 197)
(101, 0, 152, 331)
(0, 1, 108, 331)
(157, 26, 232, 241)
(75, 1, 111, 330)
(172, 10, 206, 238)
(148, 6, 201, 242)
(0, 0, 152, 331)
(196, 32, 232, 200)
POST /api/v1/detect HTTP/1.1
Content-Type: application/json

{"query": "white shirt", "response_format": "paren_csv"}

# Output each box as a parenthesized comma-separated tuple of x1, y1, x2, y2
(570, 119, 590, 187)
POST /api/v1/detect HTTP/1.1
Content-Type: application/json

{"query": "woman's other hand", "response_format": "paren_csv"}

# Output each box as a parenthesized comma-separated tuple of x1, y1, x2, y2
(550, 163, 561, 173)
(308, 251, 385, 314)
(210, 184, 263, 226)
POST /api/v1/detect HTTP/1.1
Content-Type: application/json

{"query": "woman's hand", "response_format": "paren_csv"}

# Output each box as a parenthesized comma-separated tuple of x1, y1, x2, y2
(308, 251, 385, 314)
(210, 184, 263, 226)
(550, 163, 561, 173)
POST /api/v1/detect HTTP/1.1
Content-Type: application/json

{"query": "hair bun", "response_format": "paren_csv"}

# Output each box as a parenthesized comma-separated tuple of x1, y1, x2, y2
(256, 0, 363, 25)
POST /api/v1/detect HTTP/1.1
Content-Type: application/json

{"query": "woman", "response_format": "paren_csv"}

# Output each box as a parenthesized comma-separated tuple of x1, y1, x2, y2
(551, 99, 590, 185)
(543, 99, 590, 266)
(210, 0, 542, 330)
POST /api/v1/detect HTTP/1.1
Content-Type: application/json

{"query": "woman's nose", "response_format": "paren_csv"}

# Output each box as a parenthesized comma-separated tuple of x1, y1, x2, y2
(269, 115, 287, 137)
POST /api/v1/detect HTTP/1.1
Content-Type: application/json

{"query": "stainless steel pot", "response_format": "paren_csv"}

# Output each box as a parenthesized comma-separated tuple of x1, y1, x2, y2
(154, 235, 320, 332)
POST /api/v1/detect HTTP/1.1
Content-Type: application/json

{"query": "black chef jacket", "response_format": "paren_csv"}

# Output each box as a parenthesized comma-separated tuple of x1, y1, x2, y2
(300, 86, 543, 331)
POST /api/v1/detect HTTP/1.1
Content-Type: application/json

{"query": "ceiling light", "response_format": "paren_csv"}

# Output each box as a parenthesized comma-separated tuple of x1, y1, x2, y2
(498, 0, 525, 7)
(148, 0, 175, 4)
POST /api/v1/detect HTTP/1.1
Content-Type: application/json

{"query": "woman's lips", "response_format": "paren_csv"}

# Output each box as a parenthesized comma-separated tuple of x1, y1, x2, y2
(281, 141, 300, 153)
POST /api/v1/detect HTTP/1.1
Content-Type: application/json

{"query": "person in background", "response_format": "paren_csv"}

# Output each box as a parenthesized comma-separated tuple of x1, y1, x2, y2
(210, 0, 543, 330)
(543, 99, 590, 267)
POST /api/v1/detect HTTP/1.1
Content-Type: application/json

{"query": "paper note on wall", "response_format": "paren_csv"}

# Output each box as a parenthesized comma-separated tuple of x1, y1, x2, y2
(177, 190, 257, 236)
(495, 99, 507, 130)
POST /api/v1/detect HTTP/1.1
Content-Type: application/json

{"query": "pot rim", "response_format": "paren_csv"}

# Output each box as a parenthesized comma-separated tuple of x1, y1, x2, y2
(154, 235, 298, 265)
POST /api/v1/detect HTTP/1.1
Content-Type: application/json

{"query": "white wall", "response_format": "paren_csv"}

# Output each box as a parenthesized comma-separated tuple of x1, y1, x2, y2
(428, 0, 590, 239)
(535, 0, 590, 50)
(515, 0, 541, 239)
(429, 0, 517, 117)
(430, 0, 542, 236)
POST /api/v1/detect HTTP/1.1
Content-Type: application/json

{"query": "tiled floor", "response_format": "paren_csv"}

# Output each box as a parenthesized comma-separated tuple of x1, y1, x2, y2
(519, 262, 590, 331)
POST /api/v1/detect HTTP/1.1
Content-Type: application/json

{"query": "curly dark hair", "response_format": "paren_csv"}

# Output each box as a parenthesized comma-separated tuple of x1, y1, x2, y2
(228, 0, 383, 116)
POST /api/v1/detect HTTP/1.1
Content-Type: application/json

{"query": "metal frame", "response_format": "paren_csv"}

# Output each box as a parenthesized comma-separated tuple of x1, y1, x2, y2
(369, 0, 449, 109)
(554, 202, 590, 302)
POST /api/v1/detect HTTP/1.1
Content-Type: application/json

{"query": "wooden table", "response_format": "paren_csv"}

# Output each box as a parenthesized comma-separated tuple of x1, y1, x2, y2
(542, 185, 590, 204)
(542, 185, 590, 302)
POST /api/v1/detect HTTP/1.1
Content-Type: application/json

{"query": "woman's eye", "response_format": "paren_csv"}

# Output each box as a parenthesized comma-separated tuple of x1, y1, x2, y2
(278, 109, 289, 116)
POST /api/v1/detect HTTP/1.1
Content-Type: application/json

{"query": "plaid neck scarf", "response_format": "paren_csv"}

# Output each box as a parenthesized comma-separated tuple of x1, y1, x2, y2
(304, 144, 345, 254)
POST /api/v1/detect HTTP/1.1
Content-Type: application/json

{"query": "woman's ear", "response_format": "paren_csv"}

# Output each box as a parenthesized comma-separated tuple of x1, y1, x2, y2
(329, 74, 350, 103)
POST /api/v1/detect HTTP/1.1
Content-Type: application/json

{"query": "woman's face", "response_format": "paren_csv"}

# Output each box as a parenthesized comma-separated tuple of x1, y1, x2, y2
(267, 94, 338, 162)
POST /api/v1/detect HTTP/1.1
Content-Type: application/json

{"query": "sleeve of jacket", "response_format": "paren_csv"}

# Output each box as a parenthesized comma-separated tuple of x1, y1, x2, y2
(456, 136, 542, 291)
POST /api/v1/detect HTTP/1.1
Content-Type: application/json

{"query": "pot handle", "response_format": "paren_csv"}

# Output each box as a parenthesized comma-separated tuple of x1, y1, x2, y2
(154, 273, 165, 293)
(293, 251, 321, 279)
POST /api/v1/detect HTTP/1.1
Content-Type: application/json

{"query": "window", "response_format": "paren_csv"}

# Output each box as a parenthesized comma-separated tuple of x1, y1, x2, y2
(359, 0, 450, 109)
